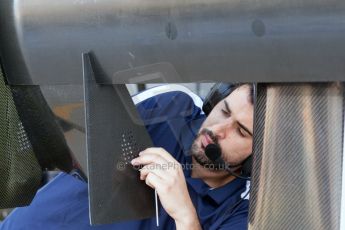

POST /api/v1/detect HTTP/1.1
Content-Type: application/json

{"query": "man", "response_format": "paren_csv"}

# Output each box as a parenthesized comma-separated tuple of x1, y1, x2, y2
(0, 83, 254, 229)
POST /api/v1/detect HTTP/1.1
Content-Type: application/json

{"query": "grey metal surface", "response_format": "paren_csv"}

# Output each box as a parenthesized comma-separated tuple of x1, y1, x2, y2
(83, 53, 154, 224)
(249, 83, 344, 230)
(1, 0, 345, 85)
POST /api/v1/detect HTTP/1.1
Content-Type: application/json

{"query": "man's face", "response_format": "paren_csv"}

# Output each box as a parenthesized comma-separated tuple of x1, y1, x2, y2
(191, 85, 254, 171)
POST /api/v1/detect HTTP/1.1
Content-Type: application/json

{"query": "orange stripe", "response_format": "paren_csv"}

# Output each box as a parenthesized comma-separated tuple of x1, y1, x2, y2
(53, 103, 83, 120)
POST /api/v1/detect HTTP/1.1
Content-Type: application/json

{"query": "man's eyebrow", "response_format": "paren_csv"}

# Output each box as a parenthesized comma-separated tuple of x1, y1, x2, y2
(224, 100, 253, 136)
(224, 100, 231, 114)
(238, 122, 253, 137)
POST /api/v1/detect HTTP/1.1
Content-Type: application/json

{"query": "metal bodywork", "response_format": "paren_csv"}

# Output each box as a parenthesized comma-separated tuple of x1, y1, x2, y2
(0, 0, 345, 85)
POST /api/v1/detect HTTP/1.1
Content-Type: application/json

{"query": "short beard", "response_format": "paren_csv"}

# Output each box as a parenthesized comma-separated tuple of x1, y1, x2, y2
(189, 129, 225, 171)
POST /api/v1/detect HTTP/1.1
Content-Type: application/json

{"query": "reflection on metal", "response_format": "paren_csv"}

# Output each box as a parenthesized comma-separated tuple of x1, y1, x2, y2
(113, 62, 182, 84)
(39, 85, 87, 172)
(1, 0, 345, 85)
(249, 83, 344, 230)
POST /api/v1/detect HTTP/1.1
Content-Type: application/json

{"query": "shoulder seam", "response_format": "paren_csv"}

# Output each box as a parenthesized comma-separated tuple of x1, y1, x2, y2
(132, 84, 204, 113)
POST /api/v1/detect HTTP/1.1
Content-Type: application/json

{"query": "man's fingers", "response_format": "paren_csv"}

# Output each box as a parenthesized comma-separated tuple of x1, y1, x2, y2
(131, 153, 167, 166)
(140, 163, 170, 180)
(145, 171, 164, 190)
(139, 147, 176, 162)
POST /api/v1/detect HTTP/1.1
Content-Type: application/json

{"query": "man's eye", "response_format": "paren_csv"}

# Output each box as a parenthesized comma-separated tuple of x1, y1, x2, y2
(221, 109, 230, 116)
(238, 128, 246, 137)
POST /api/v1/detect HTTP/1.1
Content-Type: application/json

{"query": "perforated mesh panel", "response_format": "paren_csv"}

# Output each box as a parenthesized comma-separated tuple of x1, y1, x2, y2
(10, 85, 74, 173)
(120, 131, 140, 165)
(0, 69, 41, 208)
(249, 83, 344, 230)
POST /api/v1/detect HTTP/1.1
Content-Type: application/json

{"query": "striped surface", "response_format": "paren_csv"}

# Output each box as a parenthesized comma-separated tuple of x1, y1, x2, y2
(249, 83, 344, 230)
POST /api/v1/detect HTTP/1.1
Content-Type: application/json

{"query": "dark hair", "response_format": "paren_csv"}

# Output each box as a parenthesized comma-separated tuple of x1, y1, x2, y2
(203, 83, 255, 116)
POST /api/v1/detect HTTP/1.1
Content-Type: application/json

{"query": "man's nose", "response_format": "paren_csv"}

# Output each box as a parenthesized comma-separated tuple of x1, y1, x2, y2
(211, 119, 232, 140)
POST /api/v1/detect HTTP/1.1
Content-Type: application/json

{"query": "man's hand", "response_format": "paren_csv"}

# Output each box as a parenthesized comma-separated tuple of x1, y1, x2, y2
(131, 147, 201, 230)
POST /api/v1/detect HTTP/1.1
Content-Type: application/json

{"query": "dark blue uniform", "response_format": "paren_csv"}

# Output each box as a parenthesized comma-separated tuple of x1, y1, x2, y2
(0, 91, 249, 230)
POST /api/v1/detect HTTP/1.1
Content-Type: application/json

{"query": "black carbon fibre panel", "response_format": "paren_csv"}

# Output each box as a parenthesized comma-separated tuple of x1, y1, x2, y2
(0, 68, 41, 208)
(249, 83, 344, 230)
(82, 53, 154, 225)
